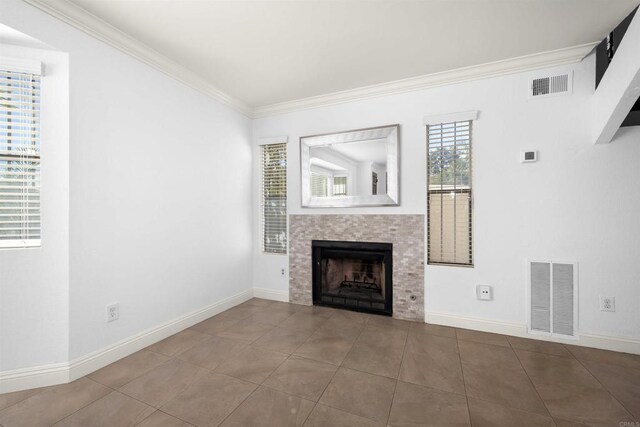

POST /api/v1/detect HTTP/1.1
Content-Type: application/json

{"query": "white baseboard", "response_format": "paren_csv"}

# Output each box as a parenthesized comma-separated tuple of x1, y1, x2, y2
(0, 362, 70, 394)
(253, 287, 289, 302)
(425, 311, 527, 336)
(425, 311, 640, 355)
(0, 289, 253, 394)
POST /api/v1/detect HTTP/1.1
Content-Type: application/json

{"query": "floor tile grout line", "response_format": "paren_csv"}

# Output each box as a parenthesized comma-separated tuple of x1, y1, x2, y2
(214, 381, 263, 426)
(300, 402, 318, 427)
(313, 315, 368, 412)
(305, 399, 384, 425)
(89, 355, 175, 390)
(47, 377, 119, 426)
(401, 330, 470, 396)
(507, 346, 575, 359)
(0, 387, 49, 415)
(458, 331, 558, 422)
(132, 409, 159, 426)
(184, 316, 330, 424)
(568, 351, 637, 420)
(113, 356, 179, 394)
(154, 408, 197, 426)
(509, 344, 556, 421)
(454, 332, 474, 426)
(465, 395, 566, 424)
(301, 312, 357, 363)
(119, 358, 208, 412)
(385, 324, 410, 425)
(337, 319, 377, 371)
(259, 379, 326, 403)
(114, 369, 198, 413)
(272, 309, 361, 424)
(249, 345, 293, 386)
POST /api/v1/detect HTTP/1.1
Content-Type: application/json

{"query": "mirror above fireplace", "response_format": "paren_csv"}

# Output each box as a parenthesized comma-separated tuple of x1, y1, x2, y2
(300, 124, 399, 207)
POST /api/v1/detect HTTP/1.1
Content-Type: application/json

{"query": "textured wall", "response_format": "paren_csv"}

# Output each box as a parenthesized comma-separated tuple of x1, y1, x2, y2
(289, 214, 425, 321)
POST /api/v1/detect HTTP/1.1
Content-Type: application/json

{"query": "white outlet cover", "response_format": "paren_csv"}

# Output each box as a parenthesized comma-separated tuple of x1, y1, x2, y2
(476, 285, 492, 301)
(599, 296, 615, 312)
(106, 303, 119, 322)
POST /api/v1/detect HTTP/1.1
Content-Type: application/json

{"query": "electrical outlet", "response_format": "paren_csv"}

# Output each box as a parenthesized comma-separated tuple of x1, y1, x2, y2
(106, 303, 119, 322)
(280, 268, 286, 278)
(599, 296, 615, 312)
(476, 285, 492, 301)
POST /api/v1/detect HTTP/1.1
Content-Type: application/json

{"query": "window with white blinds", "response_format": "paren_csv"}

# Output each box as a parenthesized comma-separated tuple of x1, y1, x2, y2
(0, 69, 41, 248)
(427, 120, 472, 265)
(311, 173, 328, 197)
(260, 143, 287, 254)
(333, 176, 347, 196)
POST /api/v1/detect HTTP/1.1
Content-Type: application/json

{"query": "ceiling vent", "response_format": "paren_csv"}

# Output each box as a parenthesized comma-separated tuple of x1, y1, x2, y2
(528, 72, 572, 99)
(527, 260, 578, 338)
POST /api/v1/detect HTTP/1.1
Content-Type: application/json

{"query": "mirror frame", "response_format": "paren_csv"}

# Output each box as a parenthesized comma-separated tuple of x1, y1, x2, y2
(300, 124, 400, 208)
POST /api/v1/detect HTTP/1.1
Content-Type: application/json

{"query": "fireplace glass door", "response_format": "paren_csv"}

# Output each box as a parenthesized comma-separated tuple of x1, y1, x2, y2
(312, 240, 392, 316)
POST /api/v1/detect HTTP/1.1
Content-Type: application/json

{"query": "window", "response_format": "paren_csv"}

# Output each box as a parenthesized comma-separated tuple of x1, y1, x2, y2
(372, 171, 378, 195)
(0, 69, 41, 248)
(333, 176, 347, 196)
(427, 120, 472, 265)
(311, 172, 328, 197)
(260, 143, 287, 254)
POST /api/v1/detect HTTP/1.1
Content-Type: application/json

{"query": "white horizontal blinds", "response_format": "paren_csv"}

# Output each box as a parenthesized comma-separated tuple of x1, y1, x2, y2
(333, 176, 347, 196)
(311, 173, 328, 197)
(0, 69, 41, 248)
(427, 120, 472, 265)
(261, 143, 287, 254)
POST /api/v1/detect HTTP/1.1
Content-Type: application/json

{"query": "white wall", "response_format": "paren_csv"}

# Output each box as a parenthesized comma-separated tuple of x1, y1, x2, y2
(0, 0, 253, 372)
(252, 55, 640, 341)
(1, 0, 638, 383)
(0, 44, 70, 372)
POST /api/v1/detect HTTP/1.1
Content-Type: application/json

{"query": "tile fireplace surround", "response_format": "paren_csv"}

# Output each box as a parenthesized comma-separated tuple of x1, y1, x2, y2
(289, 214, 425, 321)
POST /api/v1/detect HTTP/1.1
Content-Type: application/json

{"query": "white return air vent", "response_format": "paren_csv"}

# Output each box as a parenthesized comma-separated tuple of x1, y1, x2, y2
(527, 260, 578, 338)
(528, 72, 572, 99)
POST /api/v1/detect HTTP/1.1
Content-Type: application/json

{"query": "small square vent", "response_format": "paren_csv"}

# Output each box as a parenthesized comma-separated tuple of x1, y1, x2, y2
(521, 150, 538, 163)
(529, 72, 572, 99)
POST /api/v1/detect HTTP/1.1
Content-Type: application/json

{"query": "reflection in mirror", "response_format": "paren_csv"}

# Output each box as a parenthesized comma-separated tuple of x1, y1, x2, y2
(301, 125, 399, 207)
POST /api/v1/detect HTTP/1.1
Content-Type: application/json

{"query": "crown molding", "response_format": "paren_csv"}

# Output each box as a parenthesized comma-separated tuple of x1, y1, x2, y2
(253, 42, 597, 118)
(21, 0, 253, 117)
(20, 0, 596, 120)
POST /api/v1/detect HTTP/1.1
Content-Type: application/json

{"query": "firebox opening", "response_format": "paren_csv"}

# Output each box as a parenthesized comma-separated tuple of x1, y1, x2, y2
(312, 240, 392, 316)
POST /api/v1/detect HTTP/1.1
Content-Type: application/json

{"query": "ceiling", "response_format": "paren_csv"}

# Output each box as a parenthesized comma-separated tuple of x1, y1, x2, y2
(57, 0, 639, 108)
(331, 139, 388, 164)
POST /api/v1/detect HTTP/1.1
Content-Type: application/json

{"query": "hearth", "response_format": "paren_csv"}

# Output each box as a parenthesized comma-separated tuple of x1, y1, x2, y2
(312, 240, 392, 316)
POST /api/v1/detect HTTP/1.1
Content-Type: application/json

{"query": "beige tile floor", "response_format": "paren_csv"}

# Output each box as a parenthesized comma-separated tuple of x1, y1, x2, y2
(1, 298, 639, 427)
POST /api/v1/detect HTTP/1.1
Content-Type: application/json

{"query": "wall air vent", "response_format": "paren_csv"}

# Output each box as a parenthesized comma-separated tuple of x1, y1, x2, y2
(527, 260, 578, 338)
(528, 73, 572, 99)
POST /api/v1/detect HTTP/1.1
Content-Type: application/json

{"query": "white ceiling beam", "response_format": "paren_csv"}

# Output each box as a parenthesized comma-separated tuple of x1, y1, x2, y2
(592, 11, 640, 144)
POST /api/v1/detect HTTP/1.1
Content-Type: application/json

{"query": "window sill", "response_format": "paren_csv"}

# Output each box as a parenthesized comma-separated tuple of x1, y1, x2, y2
(261, 251, 288, 256)
(427, 262, 474, 268)
(0, 240, 41, 250)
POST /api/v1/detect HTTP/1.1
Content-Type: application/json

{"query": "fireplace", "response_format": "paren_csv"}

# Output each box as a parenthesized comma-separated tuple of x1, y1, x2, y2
(312, 240, 392, 316)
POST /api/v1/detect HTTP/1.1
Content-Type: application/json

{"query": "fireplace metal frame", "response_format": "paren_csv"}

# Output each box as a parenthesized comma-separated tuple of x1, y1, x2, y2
(312, 240, 393, 316)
